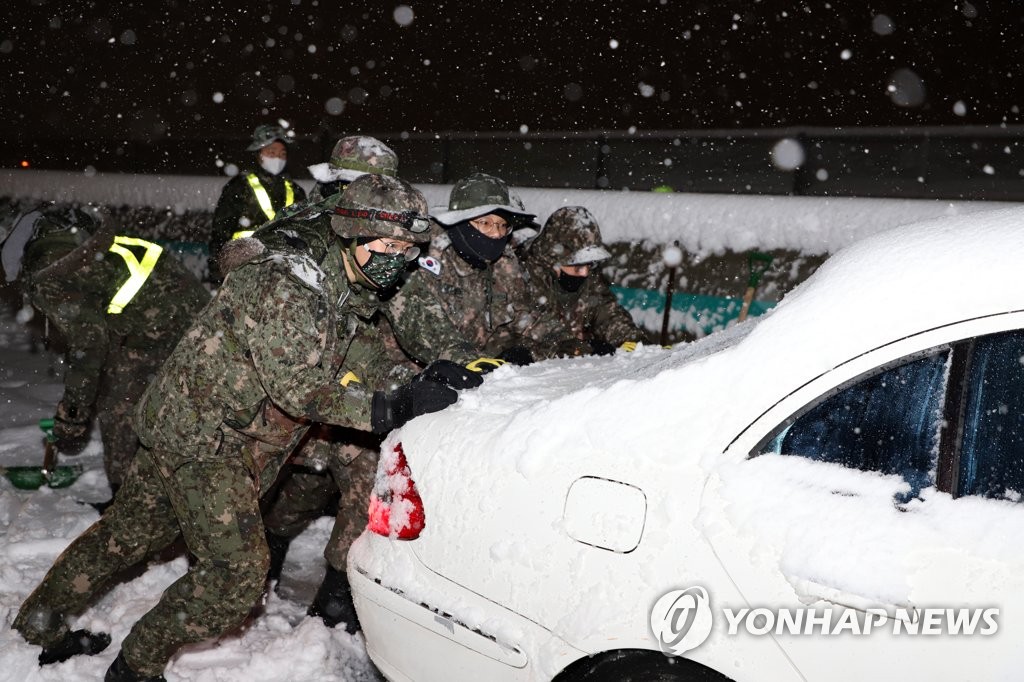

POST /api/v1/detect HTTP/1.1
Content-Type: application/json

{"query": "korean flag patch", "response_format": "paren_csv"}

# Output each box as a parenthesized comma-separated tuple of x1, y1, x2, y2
(418, 255, 442, 276)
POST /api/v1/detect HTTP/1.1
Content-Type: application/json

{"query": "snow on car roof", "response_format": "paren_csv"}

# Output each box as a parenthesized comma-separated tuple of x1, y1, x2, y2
(732, 205, 1024, 404)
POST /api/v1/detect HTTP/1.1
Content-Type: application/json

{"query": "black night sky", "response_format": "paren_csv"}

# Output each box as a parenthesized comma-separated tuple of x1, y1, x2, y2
(2, 0, 1023, 146)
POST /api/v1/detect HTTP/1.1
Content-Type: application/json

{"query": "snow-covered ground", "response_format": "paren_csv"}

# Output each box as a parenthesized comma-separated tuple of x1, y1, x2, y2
(0, 310, 382, 681)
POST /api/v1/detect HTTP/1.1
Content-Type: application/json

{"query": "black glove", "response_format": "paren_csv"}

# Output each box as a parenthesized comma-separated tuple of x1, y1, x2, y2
(371, 381, 458, 434)
(588, 338, 617, 356)
(52, 401, 91, 455)
(416, 360, 484, 390)
(499, 345, 535, 366)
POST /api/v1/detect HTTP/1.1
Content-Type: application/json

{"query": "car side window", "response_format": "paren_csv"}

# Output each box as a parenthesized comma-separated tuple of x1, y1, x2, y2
(958, 330, 1024, 500)
(759, 350, 951, 489)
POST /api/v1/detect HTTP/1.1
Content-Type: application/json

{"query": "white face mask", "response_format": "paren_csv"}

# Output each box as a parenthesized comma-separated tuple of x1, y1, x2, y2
(259, 155, 286, 175)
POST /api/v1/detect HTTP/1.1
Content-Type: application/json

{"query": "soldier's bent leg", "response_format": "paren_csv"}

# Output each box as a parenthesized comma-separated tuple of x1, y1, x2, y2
(14, 448, 179, 648)
(323, 448, 378, 570)
(262, 465, 338, 539)
(262, 464, 337, 582)
(308, 450, 377, 632)
(118, 455, 268, 677)
(95, 348, 156, 490)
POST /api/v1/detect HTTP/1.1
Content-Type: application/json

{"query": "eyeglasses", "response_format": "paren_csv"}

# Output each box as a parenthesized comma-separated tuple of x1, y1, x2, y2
(469, 216, 511, 237)
(334, 206, 432, 234)
(369, 240, 421, 262)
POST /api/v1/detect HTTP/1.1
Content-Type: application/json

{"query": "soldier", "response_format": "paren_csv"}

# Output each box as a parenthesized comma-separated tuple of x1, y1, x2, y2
(385, 172, 542, 365)
(521, 206, 646, 358)
(304, 134, 399, 205)
(12, 175, 480, 682)
(208, 123, 307, 283)
(262, 134, 400, 230)
(249, 135, 413, 625)
(0, 203, 209, 498)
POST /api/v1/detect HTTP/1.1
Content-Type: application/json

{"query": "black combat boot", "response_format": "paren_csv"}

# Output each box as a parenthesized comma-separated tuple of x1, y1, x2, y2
(308, 564, 361, 633)
(38, 628, 111, 665)
(265, 530, 292, 583)
(104, 651, 167, 682)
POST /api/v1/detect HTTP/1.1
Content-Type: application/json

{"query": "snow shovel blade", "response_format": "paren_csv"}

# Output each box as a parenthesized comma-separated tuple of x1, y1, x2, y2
(2, 464, 82, 490)
(0, 419, 83, 490)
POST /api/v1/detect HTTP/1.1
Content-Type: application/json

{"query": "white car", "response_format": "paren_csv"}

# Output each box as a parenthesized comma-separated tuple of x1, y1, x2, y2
(348, 207, 1024, 682)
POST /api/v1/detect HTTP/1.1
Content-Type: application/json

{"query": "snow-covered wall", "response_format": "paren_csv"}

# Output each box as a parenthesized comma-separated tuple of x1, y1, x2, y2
(3, 170, 1020, 257)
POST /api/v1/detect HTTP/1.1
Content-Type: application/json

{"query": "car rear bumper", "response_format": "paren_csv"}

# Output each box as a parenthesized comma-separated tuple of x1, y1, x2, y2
(348, 533, 586, 682)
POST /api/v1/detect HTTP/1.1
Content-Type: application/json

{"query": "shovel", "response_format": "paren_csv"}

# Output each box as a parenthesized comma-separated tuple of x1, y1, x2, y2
(737, 251, 774, 323)
(1, 418, 82, 490)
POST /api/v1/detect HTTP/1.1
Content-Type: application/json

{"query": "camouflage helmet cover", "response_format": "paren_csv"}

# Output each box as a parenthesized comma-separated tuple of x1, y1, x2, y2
(530, 206, 612, 271)
(330, 174, 430, 241)
(431, 172, 538, 228)
(308, 135, 399, 184)
(247, 123, 291, 151)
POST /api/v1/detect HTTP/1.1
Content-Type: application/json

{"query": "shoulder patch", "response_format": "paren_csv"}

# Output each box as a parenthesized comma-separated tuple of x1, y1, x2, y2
(417, 255, 442, 276)
(432, 233, 452, 251)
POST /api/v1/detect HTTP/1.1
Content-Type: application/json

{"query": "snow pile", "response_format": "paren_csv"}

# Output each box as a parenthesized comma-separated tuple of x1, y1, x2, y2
(3, 169, 1019, 256)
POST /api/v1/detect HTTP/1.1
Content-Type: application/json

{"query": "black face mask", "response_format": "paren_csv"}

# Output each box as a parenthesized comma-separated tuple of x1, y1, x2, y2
(448, 221, 510, 270)
(556, 270, 587, 293)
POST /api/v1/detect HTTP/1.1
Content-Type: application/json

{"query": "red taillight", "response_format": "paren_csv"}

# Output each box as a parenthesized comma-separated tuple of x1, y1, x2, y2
(367, 442, 425, 540)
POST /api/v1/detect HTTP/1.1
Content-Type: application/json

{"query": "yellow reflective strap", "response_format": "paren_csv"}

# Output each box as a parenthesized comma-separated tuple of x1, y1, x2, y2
(284, 179, 295, 207)
(339, 371, 361, 387)
(246, 173, 276, 222)
(106, 236, 163, 314)
(231, 229, 256, 240)
(465, 357, 506, 373)
(620, 341, 638, 353)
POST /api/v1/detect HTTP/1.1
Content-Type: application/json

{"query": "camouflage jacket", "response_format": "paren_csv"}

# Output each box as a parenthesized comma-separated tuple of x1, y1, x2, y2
(18, 206, 210, 414)
(135, 211, 413, 463)
(385, 233, 539, 362)
(522, 260, 645, 358)
(209, 167, 307, 280)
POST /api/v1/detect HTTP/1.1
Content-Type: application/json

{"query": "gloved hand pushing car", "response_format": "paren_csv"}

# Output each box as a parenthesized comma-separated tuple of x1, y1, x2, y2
(371, 360, 483, 433)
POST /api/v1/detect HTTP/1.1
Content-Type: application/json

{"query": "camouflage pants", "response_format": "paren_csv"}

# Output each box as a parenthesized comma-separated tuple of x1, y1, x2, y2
(14, 442, 268, 677)
(263, 441, 378, 570)
(94, 344, 166, 490)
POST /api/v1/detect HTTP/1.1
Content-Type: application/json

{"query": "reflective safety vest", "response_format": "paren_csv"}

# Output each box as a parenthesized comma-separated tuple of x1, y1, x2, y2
(234, 174, 295, 239)
(106, 236, 163, 314)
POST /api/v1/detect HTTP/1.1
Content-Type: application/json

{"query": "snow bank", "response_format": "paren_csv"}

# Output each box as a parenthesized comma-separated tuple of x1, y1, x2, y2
(3, 170, 1019, 256)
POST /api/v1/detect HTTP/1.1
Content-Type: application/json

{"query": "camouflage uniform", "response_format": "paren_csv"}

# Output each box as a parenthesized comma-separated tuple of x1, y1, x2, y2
(9, 204, 209, 489)
(14, 176, 447, 678)
(385, 173, 542, 363)
(521, 206, 645, 358)
(261, 314, 419, 573)
(258, 136, 412, 577)
(261, 426, 382, 570)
